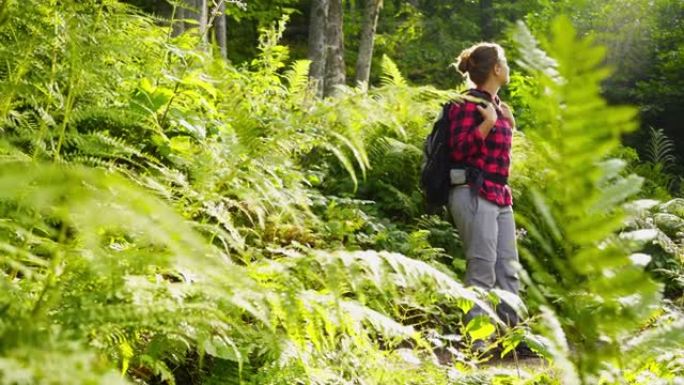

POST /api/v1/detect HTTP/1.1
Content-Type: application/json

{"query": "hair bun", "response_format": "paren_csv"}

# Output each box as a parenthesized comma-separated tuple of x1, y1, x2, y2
(457, 49, 472, 74)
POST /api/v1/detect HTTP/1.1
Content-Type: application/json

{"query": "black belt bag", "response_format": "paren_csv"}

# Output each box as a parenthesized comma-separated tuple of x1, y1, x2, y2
(450, 166, 508, 187)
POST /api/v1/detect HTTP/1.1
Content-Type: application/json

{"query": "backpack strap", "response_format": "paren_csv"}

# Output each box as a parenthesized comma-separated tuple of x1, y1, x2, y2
(462, 88, 492, 108)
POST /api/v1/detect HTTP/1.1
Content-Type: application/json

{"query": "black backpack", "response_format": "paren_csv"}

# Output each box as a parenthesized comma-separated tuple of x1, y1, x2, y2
(420, 90, 489, 211)
(420, 102, 455, 211)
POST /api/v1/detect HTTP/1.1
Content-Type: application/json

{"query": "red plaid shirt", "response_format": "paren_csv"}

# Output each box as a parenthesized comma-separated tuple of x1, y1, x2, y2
(448, 89, 513, 206)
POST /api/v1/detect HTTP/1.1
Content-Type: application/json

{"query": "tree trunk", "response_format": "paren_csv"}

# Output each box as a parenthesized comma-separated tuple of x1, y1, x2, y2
(308, 0, 329, 98)
(324, 0, 345, 97)
(172, 1, 186, 36)
(185, 0, 198, 28)
(198, 0, 209, 44)
(480, 0, 494, 40)
(354, 0, 382, 89)
(214, 1, 227, 58)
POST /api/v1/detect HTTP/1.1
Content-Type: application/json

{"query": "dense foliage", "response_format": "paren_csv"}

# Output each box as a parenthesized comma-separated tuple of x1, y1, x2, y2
(0, 1, 682, 385)
(196, 0, 684, 186)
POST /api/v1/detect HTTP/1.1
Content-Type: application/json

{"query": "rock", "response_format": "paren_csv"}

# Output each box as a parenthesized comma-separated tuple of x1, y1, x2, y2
(628, 253, 652, 267)
(625, 199, 661, 215)
(654, 213, 684, 238)
(623, 200, 661, 231)
(621, 228, 679, 256)
(659, 198, 684, 218)
(620, 229, 659, 243)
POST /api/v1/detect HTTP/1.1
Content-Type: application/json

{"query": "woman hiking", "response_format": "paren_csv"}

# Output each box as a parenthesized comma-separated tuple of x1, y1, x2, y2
(448, 43, 521, 334)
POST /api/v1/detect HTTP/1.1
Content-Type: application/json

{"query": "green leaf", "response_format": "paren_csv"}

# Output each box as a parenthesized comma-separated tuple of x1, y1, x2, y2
(203, 336, 242, 362)
(465, 315, 495, 341)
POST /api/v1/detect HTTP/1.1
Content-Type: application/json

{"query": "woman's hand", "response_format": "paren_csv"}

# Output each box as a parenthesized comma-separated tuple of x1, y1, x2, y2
(476, 103, 497, 126)
(476, 103, 497, 136)
(500, 102, 516, 130)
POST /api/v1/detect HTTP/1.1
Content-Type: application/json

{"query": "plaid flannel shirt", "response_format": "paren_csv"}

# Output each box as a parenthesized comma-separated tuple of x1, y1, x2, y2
(448, 89, 513, 206)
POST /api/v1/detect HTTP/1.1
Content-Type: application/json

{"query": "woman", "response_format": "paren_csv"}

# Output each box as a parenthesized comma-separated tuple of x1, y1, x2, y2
(448, 43, 520, 328)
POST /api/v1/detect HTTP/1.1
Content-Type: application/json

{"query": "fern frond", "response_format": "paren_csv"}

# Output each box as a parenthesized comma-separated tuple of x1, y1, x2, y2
(512, 21, 561, 82)
(322, 142, 359, 191)
(284, 59, 312, 97)
(308, 250, 500, 321)
(380, 55, 407, 87)
(535, 307, 581, 385)
(645, 126, 677, 169)
(623, 307, 684, 361)
(511, 16, 668, 381)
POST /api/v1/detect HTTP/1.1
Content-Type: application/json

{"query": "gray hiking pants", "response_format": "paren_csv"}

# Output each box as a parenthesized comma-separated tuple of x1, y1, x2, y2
(447, 185, 520, 326)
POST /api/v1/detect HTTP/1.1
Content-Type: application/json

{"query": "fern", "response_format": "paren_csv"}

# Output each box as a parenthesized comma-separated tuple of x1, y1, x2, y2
(284, 59, 313, 98)
(645, 126, 677, 169)
(380, 55, 408, 87)
(511, 17, 680, 383)
(0, 160, 271, 384)
(285, 249, 523, 329)
(11, 1, 683, 383)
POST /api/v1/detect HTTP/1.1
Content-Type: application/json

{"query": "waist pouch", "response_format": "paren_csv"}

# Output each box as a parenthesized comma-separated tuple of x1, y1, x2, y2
(451, 166, 508, 186)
